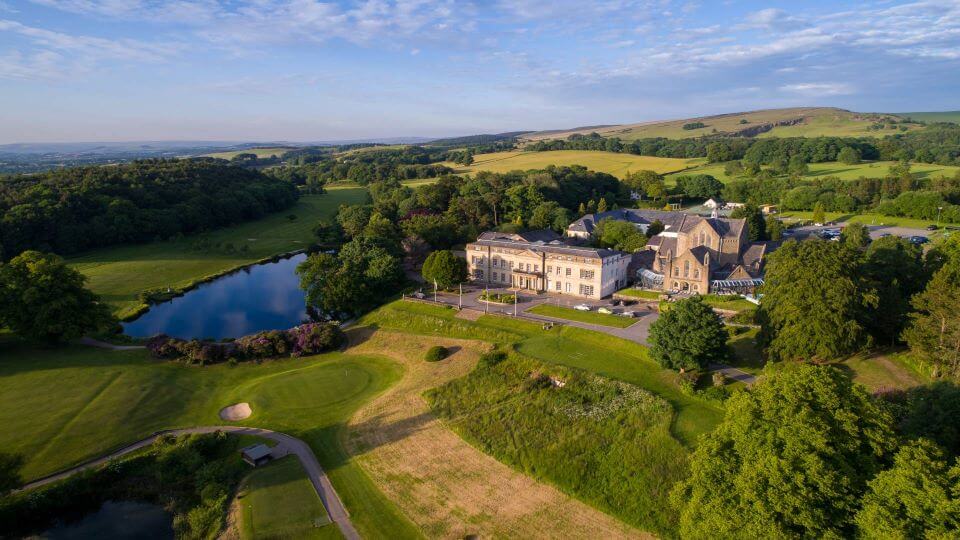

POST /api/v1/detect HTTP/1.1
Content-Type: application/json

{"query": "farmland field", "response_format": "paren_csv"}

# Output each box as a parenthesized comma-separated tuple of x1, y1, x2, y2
(449, 150, 699, 178)
(523, 107, 920, 141)
(203, 146, 296, 159)
(68, 188, 367, 318)
(666, 160, 960, 185)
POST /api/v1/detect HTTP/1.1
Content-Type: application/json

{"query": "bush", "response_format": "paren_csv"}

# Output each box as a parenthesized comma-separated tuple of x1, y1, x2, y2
(146, 323, 344, 363)
(425, 345, 448, 362)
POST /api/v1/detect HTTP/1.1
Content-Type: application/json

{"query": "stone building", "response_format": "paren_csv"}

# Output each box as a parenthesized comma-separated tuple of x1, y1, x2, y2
(465, 230, 631, 299)
(567, 208, 772, 294)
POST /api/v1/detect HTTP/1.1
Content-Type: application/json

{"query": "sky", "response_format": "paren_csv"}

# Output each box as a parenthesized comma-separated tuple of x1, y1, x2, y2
(0, 0, 958, 143)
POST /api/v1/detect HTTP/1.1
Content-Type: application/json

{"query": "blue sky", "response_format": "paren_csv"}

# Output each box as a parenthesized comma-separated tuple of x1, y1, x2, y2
(0, 0, 958, 143)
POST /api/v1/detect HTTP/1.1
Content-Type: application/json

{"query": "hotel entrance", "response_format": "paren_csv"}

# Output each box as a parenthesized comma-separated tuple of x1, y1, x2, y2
(512, 274, 542, 291)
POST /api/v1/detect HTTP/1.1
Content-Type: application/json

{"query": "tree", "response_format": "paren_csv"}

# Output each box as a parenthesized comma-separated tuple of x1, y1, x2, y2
(676, 174, 724, 199)
(421, 250, 467, 289)
(336, 204, 373, 238)
(648, 296, 729, 371)
(297, 237, 403, 316)
(312, 219, 343, 245)
(788, 154, 809, 176)
(760, 240, 876, 361)
(855, 440, 960, 538)
(672, 364, 898, 538)
(577, 202, 587, 216)
(0, 453, 23, 496)
(903, 256, 960, 378)
(840, 222, 871, 249)
(646, 220, 664, 237)
(812, 201, 826, 224)
(730, 203, 766, 241)
(862, 236, 925, 343)
(839, 146, 861, 165)
(765, 215, 784, 241)
(596, 197, 608, 213)
(0, 251, 113, 343)
(596, 219, 647, 252)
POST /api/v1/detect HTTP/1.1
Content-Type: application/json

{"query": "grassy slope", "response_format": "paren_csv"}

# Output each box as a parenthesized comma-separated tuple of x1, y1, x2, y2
(448, 150, 698, 178)
(527, 304, 637, 328)
(666, 160, 960, 185)
(203, 147, 296, 159)
(524, 108, 920, 141)
(239, 456, 340, 540)
(68, 188, 367, 318)
(0, 337, 418, 539)
(897, 111, 960, 124)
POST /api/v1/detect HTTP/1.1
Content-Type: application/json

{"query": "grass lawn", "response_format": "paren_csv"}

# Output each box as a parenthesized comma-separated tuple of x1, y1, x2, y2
(779, 210, 943, 229)
(835, 351, 930, 392)
(238, 456, 340, 540)
(68, 188, 367, 318)
(616, 288, 663, 300)
(0, 336, 418, 539)
(203, 147, 296, 159)
(449, 150, 698, 178)
(527, 304, 637, 328)
(727, 328, 765, 375)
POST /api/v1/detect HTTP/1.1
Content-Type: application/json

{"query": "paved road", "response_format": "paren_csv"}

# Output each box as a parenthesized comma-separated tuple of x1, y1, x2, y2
(20, 426, 359, 540)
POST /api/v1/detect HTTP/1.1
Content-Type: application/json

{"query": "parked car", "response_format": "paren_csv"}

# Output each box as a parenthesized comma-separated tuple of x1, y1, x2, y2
(619, 310, 637, 318)
(909, 235, 929, 245)
(878, 233, 892, 238)
(597, 307, 613, 314)
(926, 224, 939, 231)
(611, 300, 623, 307)
(573, 304, 591, 311)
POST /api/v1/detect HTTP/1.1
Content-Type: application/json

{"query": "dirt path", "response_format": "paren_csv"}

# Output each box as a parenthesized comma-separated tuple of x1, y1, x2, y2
(19, 426, 359, 540)
(344, 328, 649, 539)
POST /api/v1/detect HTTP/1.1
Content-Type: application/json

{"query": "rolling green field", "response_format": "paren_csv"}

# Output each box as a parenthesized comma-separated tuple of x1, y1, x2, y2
(666, 160, 960, 185)
(203, 147, 296, 159)
(778, 211, 943, 229)
(523, 107, 920, 141)
(239, 456, 340, 539)
(449, 150, 698, 178)
(68, 188, 367, 318)
(0, 336, 418, 539)
(527, 304, 637, 328)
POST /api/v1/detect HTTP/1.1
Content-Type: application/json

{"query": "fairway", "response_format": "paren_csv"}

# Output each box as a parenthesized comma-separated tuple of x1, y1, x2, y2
(450, 150, 698, 178)
(68, 188, 367, 318)
(666, 160, 960, 185)
(527, 304, 638, 328)
(238, 456, 338, 540)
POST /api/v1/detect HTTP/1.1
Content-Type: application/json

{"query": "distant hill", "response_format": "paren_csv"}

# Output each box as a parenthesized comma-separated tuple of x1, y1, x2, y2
(896, 111, 960, 124)
(425, 131, 532, 147)
(522, 107, 924, 141)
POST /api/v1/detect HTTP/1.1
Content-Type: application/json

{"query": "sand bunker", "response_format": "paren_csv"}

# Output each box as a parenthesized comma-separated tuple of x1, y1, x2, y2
(219, 402, 252, 421)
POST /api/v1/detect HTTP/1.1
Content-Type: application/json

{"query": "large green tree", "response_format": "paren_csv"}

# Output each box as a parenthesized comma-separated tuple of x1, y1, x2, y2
(672, 364, 898, 539)
(903, 255, 960, 378)
(840, 222, 871, 249)
(730, 203, 766, 241)
(855, 440, 960, 538)
(421, 250, 467, 289)
(648, 296, 729, 371)
(760, 240, 876, 361)
(595, 219, 648, 252)
(0, 251, 113, 342)
(297, 237, 403, 316)
(862, 236, 926, 343)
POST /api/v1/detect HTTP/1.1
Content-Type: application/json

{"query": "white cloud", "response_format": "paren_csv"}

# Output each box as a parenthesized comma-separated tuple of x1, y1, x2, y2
(779, 82, 856, 96)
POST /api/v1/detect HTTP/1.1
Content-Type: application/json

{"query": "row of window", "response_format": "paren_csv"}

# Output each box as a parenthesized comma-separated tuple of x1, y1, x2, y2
(673, 260, 701, 279)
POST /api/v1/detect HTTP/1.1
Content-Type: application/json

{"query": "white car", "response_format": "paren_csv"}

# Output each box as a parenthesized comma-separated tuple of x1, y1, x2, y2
(619, 310, 637, 318)
(597, 307, 613, 314)
(573, 304, 591, 311)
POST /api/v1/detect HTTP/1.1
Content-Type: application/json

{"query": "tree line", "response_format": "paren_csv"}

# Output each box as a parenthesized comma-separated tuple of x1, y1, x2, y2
(0, 159, 299, 260)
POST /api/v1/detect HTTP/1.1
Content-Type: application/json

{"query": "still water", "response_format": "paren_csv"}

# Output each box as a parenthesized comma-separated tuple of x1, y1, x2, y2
(42, 501, 173, 540)
(123, 254, 309, 340)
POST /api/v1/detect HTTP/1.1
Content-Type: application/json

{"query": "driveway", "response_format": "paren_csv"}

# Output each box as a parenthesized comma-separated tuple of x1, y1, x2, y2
(19, 426, 359, 540)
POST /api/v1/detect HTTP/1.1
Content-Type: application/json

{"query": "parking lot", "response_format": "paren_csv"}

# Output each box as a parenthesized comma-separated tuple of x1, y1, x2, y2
(784, 222, 940, 243)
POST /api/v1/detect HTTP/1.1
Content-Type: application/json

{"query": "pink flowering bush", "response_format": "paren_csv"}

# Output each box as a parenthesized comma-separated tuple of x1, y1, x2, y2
(145, 323, 344, 364)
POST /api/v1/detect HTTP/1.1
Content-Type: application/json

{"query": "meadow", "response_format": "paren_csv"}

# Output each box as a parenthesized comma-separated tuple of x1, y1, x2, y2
(68, 187, 367, 318)
(448, 150, 699, 178)
(203, 147, 296, 159)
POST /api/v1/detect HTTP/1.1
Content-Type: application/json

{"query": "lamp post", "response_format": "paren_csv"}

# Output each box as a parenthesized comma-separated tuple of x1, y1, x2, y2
(434, 280, 437, 303)
(938, 206, 944, 227)
(458, 283, 462, 309)
(484, 286, 488, 314)
(514, 291, 518, 317)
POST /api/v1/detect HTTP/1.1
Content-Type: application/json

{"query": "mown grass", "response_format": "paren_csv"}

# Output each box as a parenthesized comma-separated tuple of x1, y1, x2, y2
(527, 304, 637, 328)
(449, 150, 698, 178)
(239, 456, 340, 540)
(616, 288, 663, 300)
(68, 189, 367, 318)
(426, 351, 686, 536)
(0, 336, 419, 539)
(778, 210, 944, 229)
(666, 160, 960, 185)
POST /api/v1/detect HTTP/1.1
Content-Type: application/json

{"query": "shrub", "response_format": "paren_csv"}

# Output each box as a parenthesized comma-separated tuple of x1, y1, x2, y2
(425, 345, 448, 362)
(145, 322, 344, 363)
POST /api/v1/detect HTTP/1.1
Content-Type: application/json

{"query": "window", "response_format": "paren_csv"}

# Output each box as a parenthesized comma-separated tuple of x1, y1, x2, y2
(492, 258, 498, 268)
(694, 268, 700, 279)
(673, 266, 680, 277)
(474, 269, 484, 279)
(509, 261, 514, 269)
(684, 261, 690, 278)
(534, 265, 539, 272)
(526, 263, 531, 272)
(546, 265, 552, 273)
(556, 266, 561, 275)
(580, 269, 595, 279)
(579, 284, 594, 296)
(565, 282, 572, 292)
(565, 267, 572, 276)
(556, 281, 562, 291)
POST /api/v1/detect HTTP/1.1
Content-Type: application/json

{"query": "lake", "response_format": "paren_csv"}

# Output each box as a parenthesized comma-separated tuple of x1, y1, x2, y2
(42, 501, 173, 540)
(123, 254, 309, 340)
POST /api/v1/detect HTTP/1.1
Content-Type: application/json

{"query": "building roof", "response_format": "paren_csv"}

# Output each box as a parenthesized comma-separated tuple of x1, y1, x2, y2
(242, 444, 272, 461)
(477, 229, 560, 243)
(567, 208, 745, 240)
(471, 230, 622, 259)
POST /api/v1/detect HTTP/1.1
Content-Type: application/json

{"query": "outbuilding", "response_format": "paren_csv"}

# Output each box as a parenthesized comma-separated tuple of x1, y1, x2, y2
(241, 444, 273, 467)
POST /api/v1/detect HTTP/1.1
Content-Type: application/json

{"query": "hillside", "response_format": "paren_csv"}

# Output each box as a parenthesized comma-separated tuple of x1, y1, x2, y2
(522, 107, 924, 141)
(445, 150, 699, 178)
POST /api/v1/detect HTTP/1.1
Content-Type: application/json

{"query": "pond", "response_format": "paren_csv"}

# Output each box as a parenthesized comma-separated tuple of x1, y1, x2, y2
(123, 254, 309, 340)
(42, 501, 173, 540)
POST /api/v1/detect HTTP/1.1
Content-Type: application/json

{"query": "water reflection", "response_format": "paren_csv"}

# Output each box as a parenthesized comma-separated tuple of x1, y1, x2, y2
(123, 254, 309, 340)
